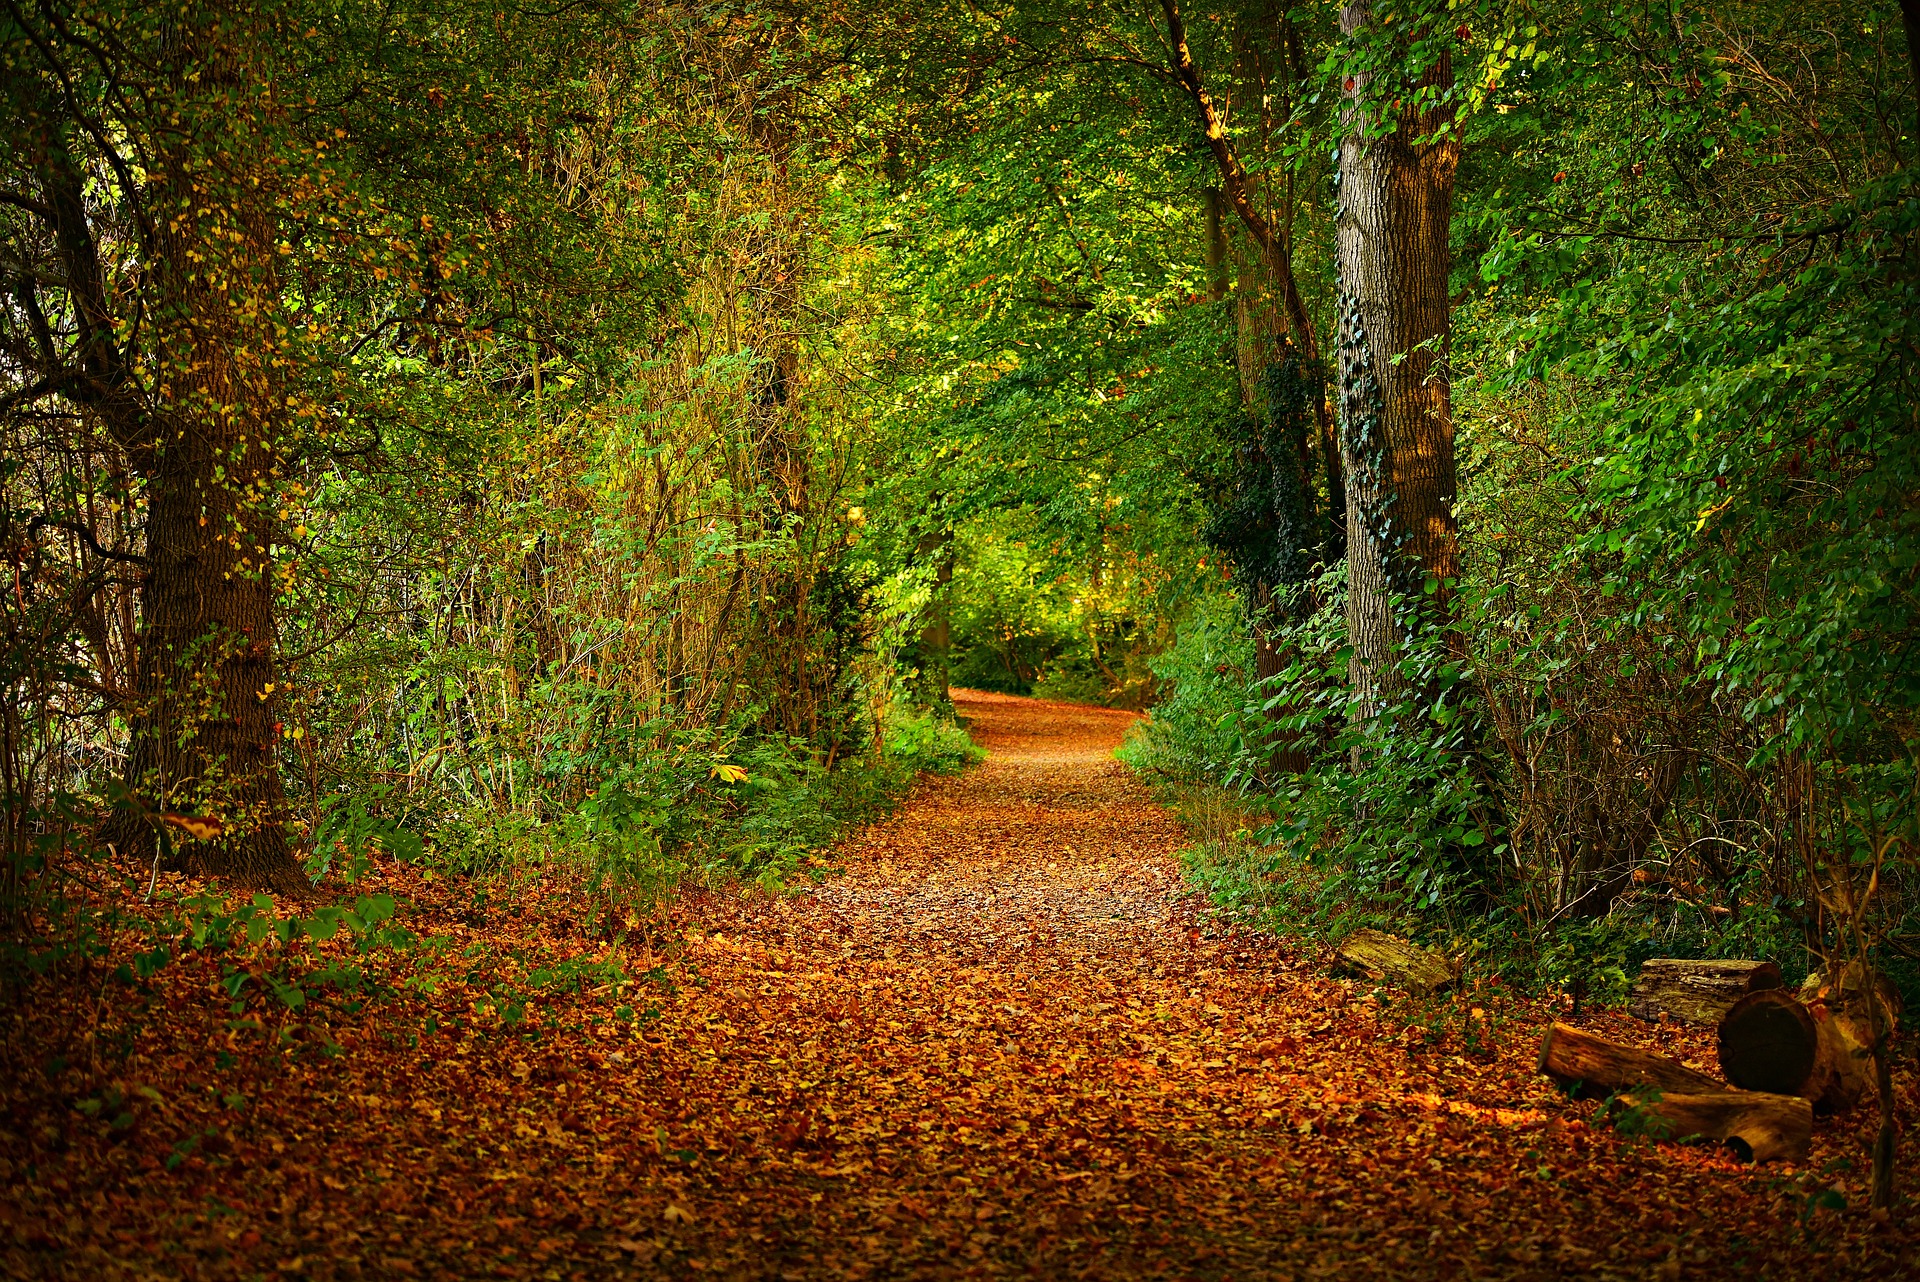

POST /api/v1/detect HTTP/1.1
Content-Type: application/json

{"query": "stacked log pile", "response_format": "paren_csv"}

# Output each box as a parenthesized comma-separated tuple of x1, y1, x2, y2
(1538, 958, 1899, 1165)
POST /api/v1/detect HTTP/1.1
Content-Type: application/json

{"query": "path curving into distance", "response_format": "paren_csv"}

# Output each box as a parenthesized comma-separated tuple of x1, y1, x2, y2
(583, 689, 1845, 1278)
(40, 689, 1904, 1279)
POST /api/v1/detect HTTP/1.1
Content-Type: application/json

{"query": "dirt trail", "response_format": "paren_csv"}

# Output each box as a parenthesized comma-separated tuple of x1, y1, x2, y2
(642, 687, 1326, 1276)
(600, 690, 1867, 1279)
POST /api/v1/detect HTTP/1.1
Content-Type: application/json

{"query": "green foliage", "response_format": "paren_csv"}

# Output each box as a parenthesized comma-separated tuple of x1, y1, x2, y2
(883, 704, 986, 776)
(1603, 1089, 1677, 1144)
(4, 0, 1914, 1013)
(1110, 0, 1920, 1000)
(1116, 590, 1259, 782)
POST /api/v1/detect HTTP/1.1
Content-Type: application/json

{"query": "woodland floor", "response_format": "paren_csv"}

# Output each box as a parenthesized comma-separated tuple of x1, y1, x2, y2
(5, 690, 1919, 1279)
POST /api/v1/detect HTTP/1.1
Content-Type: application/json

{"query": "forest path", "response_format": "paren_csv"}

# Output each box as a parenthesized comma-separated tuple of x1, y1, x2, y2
(602, 690, 1779, 1279)
(27, 690, 1896, 1279)
(642, 686, 1342, 1277)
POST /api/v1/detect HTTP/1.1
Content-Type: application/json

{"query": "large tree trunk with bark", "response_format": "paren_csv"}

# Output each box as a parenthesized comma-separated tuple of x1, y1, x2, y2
(1333, 3, 1461, 726)
(129, 13, 299, 891)
(21, 9, 302, 891)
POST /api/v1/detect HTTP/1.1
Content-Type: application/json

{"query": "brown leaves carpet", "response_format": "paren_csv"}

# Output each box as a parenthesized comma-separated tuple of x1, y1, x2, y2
(4, 689, 1915, 1278)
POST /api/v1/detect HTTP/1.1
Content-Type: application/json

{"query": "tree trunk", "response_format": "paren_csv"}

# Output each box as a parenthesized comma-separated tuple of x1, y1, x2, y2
(1609, 1091, 1812, 1164)
(21, 10, 302, 891)
(1203, 186, 1229, 302)
(136, 15, 299, 891)
(1628, 958, 1783, 1026)
(1173, 4, 1323, 774)
(1162, 0, 1343, 568)
(1536, 1022, 1722, 1099)
(1334, 3, 1461, 726)
(1718, 988, 1876, 1113)
(914, 524, 954, 709)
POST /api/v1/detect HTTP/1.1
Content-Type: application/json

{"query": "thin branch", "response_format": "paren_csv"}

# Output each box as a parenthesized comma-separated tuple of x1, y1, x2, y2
(26, 515, 147, 565)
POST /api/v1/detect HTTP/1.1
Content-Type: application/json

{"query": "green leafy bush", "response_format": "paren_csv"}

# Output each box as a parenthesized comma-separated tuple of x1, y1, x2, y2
(1115, 590, 1257, 783)
(882, 703, 985, 776)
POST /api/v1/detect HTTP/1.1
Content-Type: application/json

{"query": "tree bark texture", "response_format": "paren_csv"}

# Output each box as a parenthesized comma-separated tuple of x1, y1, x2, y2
(1334, 3, 1461, 724)
(22, 11, 302, 891)
(1609, 1091, 1811, 1164)
(1627, 958, 1783, 1026)
(1536, 1022, 1722, 1099)
(134, 13, 299, 890)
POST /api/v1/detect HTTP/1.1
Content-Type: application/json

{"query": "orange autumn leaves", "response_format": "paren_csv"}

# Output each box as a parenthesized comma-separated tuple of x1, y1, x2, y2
(4, 690, 1915, 1278)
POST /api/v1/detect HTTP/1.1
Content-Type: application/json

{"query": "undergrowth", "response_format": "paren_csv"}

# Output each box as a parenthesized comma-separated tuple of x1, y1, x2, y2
(1, 703, 983, 1058)
(1121, 579, 1920, 1010)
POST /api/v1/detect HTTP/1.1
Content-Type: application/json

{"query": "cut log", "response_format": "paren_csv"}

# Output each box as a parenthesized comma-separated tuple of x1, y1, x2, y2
(1610, 1091, 1812, 1164)
(1537, 1022, 1723, 1099)
(1809, 1005, 1876, 1114)
(1627, 958, 1782, 1025)
(1717, 988, 1874, 1112)
(1717, 989, 1816, 1095)
(1333, 929, 1453, 995)
(1798, 962, 1902, 1034)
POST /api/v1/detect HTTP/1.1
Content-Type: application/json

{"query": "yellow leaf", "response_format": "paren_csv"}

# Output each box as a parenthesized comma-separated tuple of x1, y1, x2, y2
(1694, 496, 1733, 534)
(710, 763, 749, 785)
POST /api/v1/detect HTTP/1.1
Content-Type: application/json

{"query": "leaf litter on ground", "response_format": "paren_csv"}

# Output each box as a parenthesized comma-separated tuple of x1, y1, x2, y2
(2, 690, 1915, 1278)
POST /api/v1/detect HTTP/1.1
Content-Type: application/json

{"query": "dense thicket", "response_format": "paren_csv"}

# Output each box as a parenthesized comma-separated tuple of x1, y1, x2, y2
(4, 0, 1916, 1038)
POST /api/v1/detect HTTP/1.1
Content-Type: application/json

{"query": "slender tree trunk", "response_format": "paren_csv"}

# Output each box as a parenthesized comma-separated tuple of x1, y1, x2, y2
(914, 524, 954, 708)
(1204, 186, 1230, 302)
(1334, 1, 1461, 729)
(1173, 2, 1324, 774)
(1161, 0, 1340, 554)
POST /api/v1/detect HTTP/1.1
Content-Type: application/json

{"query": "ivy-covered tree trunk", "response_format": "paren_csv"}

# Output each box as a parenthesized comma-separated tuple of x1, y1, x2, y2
(1333, 0, 1461, 728)
(133, 13, 300, 890)
(24, 9, 304, 891)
